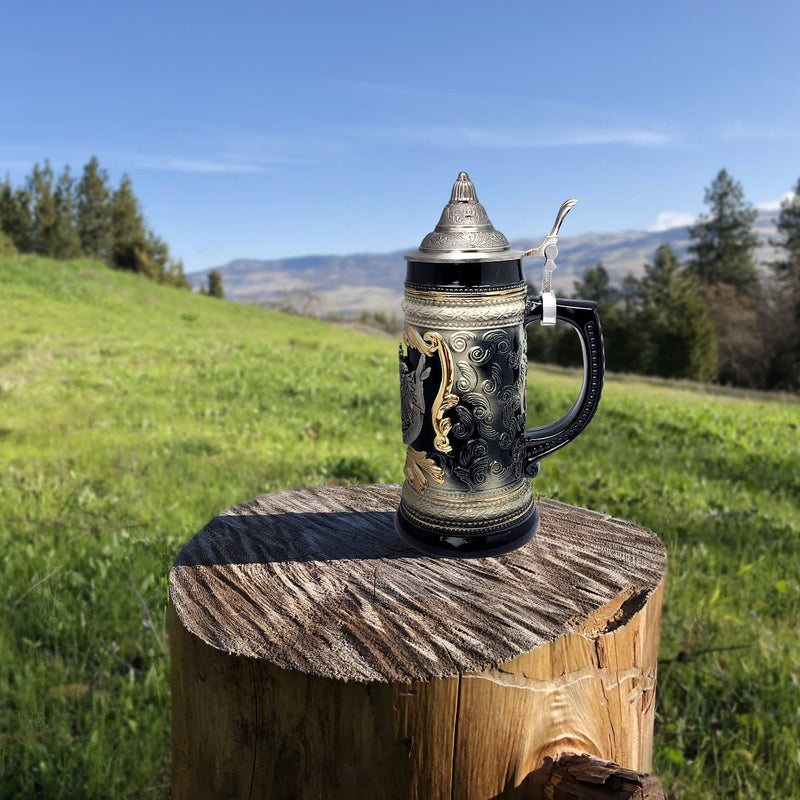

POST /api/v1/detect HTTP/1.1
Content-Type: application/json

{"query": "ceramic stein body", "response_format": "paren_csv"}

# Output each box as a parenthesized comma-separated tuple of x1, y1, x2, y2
(396, 173, 604, 557)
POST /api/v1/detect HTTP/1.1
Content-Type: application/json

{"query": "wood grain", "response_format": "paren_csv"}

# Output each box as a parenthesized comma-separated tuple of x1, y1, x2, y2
(170, 484, 666, 683)
(170, 484, 667, 799)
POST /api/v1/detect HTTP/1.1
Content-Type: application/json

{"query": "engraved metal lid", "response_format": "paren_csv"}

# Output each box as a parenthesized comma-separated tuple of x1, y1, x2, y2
(405, 171, 525, 263)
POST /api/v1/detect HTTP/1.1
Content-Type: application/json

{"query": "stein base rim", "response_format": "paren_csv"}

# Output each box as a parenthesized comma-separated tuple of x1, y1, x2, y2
(394, 503, 540, 559)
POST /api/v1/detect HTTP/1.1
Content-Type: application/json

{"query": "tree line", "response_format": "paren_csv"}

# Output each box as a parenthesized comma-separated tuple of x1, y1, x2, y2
(2, 160, 797, 389)
(528, 169, 800, 392)
(0, 156, 191, 288)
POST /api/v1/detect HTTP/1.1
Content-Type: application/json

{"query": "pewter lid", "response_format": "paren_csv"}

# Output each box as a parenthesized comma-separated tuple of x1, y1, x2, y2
(405, 171, 525, 263)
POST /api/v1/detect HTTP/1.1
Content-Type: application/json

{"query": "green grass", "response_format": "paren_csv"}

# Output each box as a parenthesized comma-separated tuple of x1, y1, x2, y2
(1, 254, 798, 799)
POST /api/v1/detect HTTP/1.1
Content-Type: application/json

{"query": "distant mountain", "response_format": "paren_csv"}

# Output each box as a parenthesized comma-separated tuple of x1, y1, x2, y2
(189, 210, 779, 316)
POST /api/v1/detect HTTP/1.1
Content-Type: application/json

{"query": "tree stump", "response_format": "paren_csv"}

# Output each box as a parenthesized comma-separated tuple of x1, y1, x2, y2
(170, 484, 666, 800)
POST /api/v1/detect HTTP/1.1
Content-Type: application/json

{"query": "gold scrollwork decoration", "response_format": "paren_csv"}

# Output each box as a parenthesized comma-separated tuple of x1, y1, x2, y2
(403, 324, 459, 453)
(403, 447, 445, 494)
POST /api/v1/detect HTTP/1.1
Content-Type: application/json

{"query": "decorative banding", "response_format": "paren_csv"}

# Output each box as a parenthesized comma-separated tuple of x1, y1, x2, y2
(403, 292, 526, 330)
(400, 479, 533, 531)
(403, 285, 527, 301)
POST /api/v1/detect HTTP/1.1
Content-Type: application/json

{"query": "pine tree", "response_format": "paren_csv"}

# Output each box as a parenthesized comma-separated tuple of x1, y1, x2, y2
(771, 177, 800, 291)
(107, 176, 189, 288)
(28, 160, 63, 257)
(572, 264, 618, 304)
(637, 244, 718, 382)
(76, 156, 112, 260)
(0, 176, 33, 252)
(766, 178, 800, 389)
(52, 165, 81, 259)
(572, 263, 640, 373)
(207, 269, 224, 298)
(147, 230, 189, 288)
(148, 231, 170, 280)
(163, 257, 190, 289)
(688, 169, 759, 296)
(3, 157, 190, 291)
(109, 174, 153, 276)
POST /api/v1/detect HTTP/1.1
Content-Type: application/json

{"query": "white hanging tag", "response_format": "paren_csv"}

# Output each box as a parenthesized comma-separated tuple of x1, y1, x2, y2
(541, 243, 558, 326)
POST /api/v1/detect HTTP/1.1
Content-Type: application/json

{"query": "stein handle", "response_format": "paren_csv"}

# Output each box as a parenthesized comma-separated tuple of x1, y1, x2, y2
(523, 296, 604, 477)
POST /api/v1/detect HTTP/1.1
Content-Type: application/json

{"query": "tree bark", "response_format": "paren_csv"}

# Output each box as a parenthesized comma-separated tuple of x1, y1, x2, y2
(170, 484, 666, 800)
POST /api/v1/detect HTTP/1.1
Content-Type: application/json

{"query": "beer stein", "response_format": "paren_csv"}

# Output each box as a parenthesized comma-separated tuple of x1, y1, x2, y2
(396, 172, 604, 556)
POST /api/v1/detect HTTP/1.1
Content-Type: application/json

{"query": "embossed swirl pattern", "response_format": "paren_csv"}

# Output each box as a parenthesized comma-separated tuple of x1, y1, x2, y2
(440, 327, 527, 492)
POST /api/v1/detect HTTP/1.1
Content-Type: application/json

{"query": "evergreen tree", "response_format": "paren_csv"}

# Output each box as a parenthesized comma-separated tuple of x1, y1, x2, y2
(27, 160, 62, 257)
(206, 269, 224, 298)
(0, 176, 33, 252)
(148, 231, 169, 278)
(163, 257, 190, 289)
(109, 174, 153, 276)
(2, 157, 190, 291)
(76, 156, 112, 260)
(687, 169, 759, 296)
(766, 178, 800, 389)
(572, 263, 618, 304)
(147, 230, 190, 288)
(620, 273, 640, 317)
(573, 263, 640, 373)
(52, 165, 81, 259)
(637, 244, 718, 382)
(771, 177, 800, 291)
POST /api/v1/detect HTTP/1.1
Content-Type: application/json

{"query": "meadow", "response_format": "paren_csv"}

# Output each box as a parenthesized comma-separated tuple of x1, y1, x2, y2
(1, 255, 798, 799)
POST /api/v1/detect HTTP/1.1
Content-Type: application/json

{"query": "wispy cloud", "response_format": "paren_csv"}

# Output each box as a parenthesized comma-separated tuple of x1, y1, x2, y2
(342, 80, 468, 103)
(343, 81, 671, 129)
(557, 128, 673, 148)
(114, 136, 319, 173)
(0, 160, 35, 172)
(0, 114, 675, 180)
(0, 143, 313, 176)
(121, 123, 674, 175)
(718, 121, 800, 142)
(757, 192, 794, 212)
(650, 210, 696, 232)
(650, 195, 793, 232)
(124, 155, 271, 174)
(344, 123, 675, 150)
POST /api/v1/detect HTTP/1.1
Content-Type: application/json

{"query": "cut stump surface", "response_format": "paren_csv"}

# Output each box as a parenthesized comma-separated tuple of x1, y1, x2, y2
(170, 484, 667, 800)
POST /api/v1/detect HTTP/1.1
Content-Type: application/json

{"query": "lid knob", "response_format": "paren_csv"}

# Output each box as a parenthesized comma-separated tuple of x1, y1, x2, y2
(450, 171, 478, 203)
(405, 172, 522, 263)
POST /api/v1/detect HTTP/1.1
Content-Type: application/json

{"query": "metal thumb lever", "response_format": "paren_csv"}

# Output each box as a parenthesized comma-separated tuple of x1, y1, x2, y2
(524, 199, 578, 325)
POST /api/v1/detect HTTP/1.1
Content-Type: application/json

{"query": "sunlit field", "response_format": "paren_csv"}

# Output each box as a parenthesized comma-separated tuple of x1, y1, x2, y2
(1, 255, 798, 799)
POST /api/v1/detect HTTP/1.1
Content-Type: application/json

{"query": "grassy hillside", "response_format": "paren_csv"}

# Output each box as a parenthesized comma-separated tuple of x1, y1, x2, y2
(1, 255, 798, 799)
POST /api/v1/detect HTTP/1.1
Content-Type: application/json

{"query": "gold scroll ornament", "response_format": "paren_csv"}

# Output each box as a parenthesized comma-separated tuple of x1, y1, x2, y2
(403, 447, 445, 494)
(402, 325, 459, 493)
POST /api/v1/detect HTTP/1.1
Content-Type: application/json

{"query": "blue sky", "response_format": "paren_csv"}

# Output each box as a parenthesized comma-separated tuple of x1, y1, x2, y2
(2, 0, 798, 273)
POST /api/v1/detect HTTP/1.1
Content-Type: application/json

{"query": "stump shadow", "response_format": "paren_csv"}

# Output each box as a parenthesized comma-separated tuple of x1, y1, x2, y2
(175, 510, 419, 566)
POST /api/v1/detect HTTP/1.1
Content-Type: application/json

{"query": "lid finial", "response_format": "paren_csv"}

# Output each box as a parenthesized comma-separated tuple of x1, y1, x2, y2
(450, 171, 478, 203)
(405, 171, 516, 262)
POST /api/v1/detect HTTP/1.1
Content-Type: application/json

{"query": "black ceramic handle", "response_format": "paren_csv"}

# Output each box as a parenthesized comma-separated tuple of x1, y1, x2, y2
(523, 297, 605, 477)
